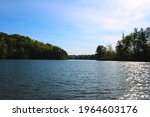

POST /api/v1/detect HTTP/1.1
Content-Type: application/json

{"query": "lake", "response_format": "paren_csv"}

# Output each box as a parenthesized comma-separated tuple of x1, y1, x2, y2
(0, 60, 150, 100)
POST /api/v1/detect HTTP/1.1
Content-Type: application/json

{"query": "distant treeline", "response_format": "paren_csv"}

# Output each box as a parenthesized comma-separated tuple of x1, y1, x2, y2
(96, 27, 150, 61)
(0, 32, 68, 59)
(69, 54, 96, 60)
(1, 27, 150, 61)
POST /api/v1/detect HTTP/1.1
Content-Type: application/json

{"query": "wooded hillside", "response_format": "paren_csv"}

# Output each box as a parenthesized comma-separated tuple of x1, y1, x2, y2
(0, 32, 68, 59)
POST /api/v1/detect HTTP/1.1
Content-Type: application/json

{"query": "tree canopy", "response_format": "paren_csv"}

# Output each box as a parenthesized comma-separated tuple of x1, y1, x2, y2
(96, 45, 116, 60)
(69, 54, 96, 60)
(116, 28, 150, 61)
(96, 27, 150, 61)
(1, 27, 150, 61)
(0, 32, 68, 59)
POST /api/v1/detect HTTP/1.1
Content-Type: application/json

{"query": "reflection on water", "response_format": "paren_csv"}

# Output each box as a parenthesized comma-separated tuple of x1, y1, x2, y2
(0, 60, 150, 100)
(119, 62, 150, 99)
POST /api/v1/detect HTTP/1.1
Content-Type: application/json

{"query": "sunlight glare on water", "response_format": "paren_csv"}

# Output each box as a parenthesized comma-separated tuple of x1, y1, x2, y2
(119, 62, 150, 100)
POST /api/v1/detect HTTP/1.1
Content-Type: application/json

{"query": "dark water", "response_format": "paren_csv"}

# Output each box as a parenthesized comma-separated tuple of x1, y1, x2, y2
(0, 60, 150, 100)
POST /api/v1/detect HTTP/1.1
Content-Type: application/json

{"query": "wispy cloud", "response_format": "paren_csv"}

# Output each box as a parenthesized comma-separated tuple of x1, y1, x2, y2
(27, 0, 150, 33)
(65, 0, 150, 32)
(31, 0, 150, 54)
(1, 0, 150, 54)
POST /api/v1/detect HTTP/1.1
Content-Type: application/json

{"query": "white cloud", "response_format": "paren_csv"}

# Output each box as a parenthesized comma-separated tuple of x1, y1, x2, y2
(29, 0, 150, 32)
(62, 0, 150, 54)
(66, 0, 150, 32)
(22, 0, 150, 54)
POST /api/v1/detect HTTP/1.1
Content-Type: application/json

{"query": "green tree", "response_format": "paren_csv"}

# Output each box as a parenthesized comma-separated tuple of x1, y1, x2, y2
(0, 32, 68, 59)
(96, 45, 106, 60)
(116, 27, 150, 61)
(0, 42, 8, 59)
(105, 44, 116, 60)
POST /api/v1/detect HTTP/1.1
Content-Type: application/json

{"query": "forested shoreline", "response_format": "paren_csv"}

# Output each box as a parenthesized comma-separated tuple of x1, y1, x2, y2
(96, 27, 150, 62)
(0, 32, 68, 59)
(1, 27, 150, 61)
(70, 27, 150, 62)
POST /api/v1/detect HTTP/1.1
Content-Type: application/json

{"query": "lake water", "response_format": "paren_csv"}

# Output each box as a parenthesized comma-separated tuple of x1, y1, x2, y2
(0, 60, 150, 100)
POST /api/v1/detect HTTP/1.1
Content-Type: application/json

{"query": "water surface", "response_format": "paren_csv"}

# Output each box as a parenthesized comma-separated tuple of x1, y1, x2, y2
(0, 60, 150, 99)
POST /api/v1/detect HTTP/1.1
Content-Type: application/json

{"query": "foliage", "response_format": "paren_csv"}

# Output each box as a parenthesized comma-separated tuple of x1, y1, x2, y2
(116, 28, 150, 61)
(96, 27, 150, 61)
(96, 45, 116, 60)
(0, 32, 68, 59)
(96, 45, 106, 60)
(69, 54, 96, 60)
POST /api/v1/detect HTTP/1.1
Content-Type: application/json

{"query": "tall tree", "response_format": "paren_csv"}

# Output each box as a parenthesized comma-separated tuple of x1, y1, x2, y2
(116, 27, 150, 61)
(96, 45, 106, 60)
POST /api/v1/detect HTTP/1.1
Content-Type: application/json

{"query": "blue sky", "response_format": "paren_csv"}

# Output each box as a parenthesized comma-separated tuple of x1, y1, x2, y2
(0, 0, 150, 55)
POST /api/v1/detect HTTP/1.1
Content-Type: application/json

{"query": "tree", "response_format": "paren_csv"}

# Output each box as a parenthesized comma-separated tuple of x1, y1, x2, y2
(96, 45, 106, 60)
(116, 41, 124, 60)
(116, 27, 150, 61)
(0, 32, 68, 59)
(0, 41, 8, 59)
(105, 44, 116, 59)
(0, 37, 8, 59)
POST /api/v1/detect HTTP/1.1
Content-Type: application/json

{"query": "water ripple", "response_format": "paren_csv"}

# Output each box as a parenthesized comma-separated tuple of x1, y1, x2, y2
(119, 62, 150, 100)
